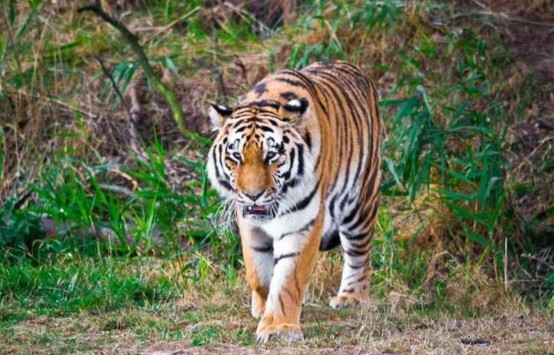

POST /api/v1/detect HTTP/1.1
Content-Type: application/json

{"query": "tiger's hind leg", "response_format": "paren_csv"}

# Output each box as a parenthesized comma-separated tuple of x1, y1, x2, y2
(329, 181, 380, 308)
(329, 230, 373, 308)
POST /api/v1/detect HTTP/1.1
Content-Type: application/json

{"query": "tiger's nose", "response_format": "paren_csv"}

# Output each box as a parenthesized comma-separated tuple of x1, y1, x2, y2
(243, 190, 264, 202)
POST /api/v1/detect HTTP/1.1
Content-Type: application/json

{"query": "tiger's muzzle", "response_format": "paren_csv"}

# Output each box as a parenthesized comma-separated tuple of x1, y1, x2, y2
(238, 189, 279, 221)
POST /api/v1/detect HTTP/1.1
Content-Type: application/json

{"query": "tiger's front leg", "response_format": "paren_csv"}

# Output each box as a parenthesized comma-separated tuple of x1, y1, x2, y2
(237, 219, 274, 319)
(255, 217, 323, 343)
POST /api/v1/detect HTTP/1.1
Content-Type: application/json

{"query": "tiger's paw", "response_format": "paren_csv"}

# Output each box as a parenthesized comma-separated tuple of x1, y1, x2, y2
(251, 292, 266, 319)
(256, 323, 303, 343)
(329, 293, 367, 309)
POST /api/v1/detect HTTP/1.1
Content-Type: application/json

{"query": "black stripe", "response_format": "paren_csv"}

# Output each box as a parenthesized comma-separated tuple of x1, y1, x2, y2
(304, 132, 312, 152)
(232, 115, 267, 124)
(212, 148, 221, 179)
(252, 244, 273, 253)
(345, 272, 359, 280)
(282, 177, 301, 191)
(278, 70, 316, 90)
(330, 65, 370, 103)
(296, 143, 305, 177)
(280, 91, 298, 101)
(239, 99, 281, 109)
(274, 252, 299, 265)
(334, 64, 371, 92)
(279, 217, 316, 240)
(360, 160, 379, 195)
(217, 178, 233, 192)
(274, 77, 307, 88)
(349, 239, 370, 249)
(347, 262, 365, 270)
(266, 118, 280, 126)
(282, 148, 296, 181)
(329, 194, 338, 219)
(235, 125, 248, 133)
(232, 117, 252, 128)
(218, 145, 231, 180)
(258, 100, 281, 109)
(347, 275, 368, 286)
(343, 232, 365, 241)
(308, 85, 329, 117)
(222, 158, 233, 178)
(349, 201, 379, 231)
(344, 248, 368, 257)
(341, 203, 359, 225)
(217, 144, 224, 161)
(339, 193, 349, 211)
(280, 181, 320, 216)
(347, 274, 368, 286)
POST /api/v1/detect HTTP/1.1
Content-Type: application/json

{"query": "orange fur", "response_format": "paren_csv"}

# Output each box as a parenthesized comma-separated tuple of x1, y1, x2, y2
(235, 142, 273, 195)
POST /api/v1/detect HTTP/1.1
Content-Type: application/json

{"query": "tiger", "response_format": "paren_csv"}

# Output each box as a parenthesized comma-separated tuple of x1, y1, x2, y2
(206, 60, 381, 342)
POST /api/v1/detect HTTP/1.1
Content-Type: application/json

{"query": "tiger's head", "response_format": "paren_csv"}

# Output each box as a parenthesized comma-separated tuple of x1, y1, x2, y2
(206, 98, 314, 224)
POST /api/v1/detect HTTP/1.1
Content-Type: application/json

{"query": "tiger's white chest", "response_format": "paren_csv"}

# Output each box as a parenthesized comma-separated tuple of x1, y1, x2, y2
(259, 193, 321, 240)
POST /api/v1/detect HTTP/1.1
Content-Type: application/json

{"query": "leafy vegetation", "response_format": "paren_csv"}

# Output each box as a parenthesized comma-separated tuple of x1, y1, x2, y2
(0, 0, 552, 352)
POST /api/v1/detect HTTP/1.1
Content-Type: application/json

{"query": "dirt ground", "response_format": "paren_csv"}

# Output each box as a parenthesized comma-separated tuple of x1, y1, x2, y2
(142, 310, 553, 354)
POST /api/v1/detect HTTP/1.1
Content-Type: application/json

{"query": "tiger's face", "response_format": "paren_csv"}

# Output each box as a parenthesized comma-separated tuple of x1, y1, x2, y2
(207, 99, 311, 223)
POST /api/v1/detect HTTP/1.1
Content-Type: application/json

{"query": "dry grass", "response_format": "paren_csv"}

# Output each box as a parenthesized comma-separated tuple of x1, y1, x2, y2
(1, 265, 551, 354)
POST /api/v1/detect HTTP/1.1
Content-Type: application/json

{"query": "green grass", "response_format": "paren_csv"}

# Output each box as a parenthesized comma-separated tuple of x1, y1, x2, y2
(0, 258, 188, 323)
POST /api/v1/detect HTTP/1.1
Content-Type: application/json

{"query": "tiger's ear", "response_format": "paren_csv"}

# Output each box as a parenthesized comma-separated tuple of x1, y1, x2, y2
(281, 98, 309, 124)
(208, 103, 233, 131)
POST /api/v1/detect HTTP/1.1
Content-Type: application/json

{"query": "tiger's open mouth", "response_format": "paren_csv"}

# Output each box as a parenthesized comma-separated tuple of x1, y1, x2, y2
(242, 203, 278, 219)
